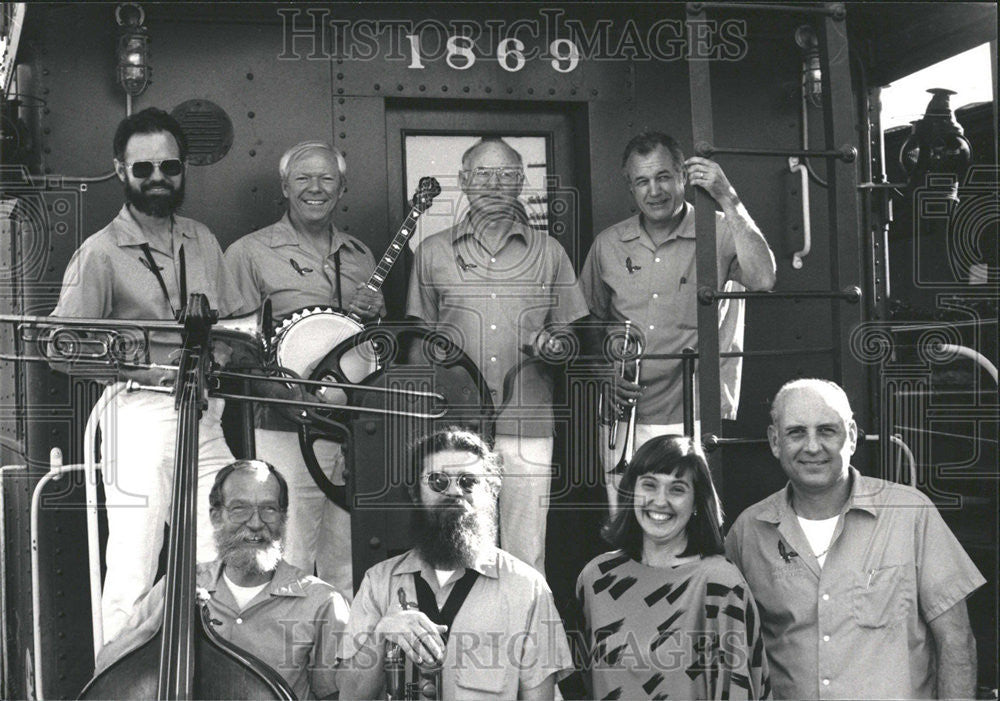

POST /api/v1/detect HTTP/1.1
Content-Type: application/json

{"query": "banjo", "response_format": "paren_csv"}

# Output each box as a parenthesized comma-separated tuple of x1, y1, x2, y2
(271, 176, 441, 400)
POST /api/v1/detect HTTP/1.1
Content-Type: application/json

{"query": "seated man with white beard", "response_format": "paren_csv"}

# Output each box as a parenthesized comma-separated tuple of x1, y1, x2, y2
(95, 460, 349, 700)
(337, 428, 574, 700)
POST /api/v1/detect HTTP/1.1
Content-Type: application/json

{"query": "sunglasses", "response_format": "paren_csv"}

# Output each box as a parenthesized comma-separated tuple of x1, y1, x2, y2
(422, 471, 483, 494)
(222, 503, 284, 524)
(122, 158, 185, 179)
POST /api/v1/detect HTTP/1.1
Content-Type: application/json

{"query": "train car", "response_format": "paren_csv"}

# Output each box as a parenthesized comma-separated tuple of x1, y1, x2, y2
(1, 2, 996, 698)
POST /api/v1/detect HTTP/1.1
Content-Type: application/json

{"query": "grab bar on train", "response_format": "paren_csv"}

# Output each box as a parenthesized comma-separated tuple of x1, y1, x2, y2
(789, 157, 812, 269)
(698, 285, 862, 304)
(935, 343, 999, 385)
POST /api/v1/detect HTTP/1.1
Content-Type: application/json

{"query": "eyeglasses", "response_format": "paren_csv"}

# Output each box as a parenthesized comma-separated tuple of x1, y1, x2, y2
(222, 503, 284, 524)
(122, 158, 185, 179)
(422, 472, 483, 494)
(462, 167, 524, 186)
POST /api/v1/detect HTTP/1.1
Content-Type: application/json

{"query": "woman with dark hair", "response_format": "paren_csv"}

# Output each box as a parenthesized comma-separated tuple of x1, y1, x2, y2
(575, 435, 770, 700)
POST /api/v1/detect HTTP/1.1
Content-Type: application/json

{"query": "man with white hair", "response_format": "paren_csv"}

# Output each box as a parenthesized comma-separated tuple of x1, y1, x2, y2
(726, 378, 984, 699)
(226, 141, 384, 597)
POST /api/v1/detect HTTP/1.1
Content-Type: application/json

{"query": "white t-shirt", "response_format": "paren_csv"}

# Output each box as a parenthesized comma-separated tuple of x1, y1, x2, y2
(797, 515, 840, 568)
(434, 569, 457, 588)
(223, 572, 268, 609)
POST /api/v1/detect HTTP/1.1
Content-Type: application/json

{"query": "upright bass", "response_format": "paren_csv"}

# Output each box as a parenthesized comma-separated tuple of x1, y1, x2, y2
(79, 294, 294, 700)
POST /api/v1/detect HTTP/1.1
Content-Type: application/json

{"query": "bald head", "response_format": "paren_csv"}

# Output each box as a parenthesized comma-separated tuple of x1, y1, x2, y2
(460, 138, 523, 170)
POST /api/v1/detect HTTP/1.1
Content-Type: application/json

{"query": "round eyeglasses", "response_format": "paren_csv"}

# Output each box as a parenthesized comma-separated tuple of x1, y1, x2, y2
(422, 472, 483, 494)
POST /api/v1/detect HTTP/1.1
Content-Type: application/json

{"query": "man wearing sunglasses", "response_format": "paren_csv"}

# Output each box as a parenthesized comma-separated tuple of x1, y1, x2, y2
(338, 428, 573, 700)
(96, 460, 349, 699)
(52, 107, 249, 643)
(406, 138, 589, 577)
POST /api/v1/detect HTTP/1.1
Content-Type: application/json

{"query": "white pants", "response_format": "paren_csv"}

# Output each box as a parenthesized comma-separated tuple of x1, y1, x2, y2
(494, 435, 553, 575)
(99, 386, 233, 643)
(254, 428, 352, 601)
(601, 421, 701, 515)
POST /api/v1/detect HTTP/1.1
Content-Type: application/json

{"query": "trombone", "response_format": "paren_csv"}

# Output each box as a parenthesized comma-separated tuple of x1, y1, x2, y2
(0, 303, 448, 420)
(600, 320, 643, 475)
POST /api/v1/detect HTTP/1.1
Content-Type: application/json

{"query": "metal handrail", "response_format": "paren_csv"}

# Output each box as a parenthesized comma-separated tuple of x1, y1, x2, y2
(698, 286, 862, 304)
(0, 464, 28, 699)
(695, 142, 857, 162)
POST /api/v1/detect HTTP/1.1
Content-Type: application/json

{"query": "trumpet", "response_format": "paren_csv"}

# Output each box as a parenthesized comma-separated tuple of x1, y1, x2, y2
(0, 302, 448, 420)
(600, 320, 643, 475)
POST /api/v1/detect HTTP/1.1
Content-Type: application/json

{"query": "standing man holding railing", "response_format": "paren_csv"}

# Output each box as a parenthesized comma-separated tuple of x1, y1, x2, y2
(580, 131, 776, 510)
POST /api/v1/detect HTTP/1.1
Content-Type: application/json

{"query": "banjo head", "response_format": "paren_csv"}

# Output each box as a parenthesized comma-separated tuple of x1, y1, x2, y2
(271, 307, 377, 383)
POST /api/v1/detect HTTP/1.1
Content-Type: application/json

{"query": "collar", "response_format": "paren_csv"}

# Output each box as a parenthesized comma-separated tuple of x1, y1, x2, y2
(450, 213, 531, 251)
(198, 559, 310, 599)
(618, 202, 695, 245)
(396, 547, 501, 581)
(267, 212, 360, 255)
(112, 204, 195, 249)
(754, 466, 878, 524)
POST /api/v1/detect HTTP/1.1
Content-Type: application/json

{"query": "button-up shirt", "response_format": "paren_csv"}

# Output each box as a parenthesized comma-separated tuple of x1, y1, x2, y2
(580, 204, 746, 424)
(341, 548, 574, 700)
(406, 217, 588, 436)
(225, 213, 384, 322)
(95, 559, 349, 700)
(725, 468, 986, 699)
(53, 205, 248, 367)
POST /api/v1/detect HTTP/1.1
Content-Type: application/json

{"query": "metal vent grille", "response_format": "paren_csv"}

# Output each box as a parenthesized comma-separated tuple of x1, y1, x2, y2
(170, 99, 233, 166)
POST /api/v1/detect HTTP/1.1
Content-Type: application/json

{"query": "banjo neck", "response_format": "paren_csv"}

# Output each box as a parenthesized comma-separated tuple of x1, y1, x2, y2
(363, 204, 424, 295)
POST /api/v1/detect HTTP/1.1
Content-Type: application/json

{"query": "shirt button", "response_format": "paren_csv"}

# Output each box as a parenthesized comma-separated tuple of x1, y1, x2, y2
(490, 324, 497, 330)
(822, 679, 830, 686)
(490, 257, 496, 263)
(654, 257, 661, 263)
(490, 293, 497, 299)
(490, 356, 497, 362)
(235, 618, 243, 624)
(822, 593, 830, 601)
(823, 634, 830, 642)
(652, 293, 659, 299)
(648, 324, 655, 330)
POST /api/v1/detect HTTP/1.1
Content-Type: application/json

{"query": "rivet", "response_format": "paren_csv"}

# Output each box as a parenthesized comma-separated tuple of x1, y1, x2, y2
(342, 205, 348, 212)
(507, 87, 513, 94)
(527, 88, 534, 94)
(591, 89, 599, 96)
(463, 86, 470, 93)
(549, 88, 555, 95)
(339, 132, 346, 139)
(339, 115, 346, 121)
(419, 84, 426, 92)
(249, 149, 256, 157)
(246, 72, 254, 80)
(369, 537, 382, 549)
(338, 98, 345, 104)
(397, 84, 404, 91)
(251, 186, 258, 193)
(374, 83, 380, 91)
(43, 127, 51, 135)
(337, 72, 344, 79)
(485, 86, 492, 93)
(365, 421, 377, 434)
(442, 85, 448, 92)
(247, 111, 255, 119)
(571, 88, 577, 95)
(337, 88, 344, 94)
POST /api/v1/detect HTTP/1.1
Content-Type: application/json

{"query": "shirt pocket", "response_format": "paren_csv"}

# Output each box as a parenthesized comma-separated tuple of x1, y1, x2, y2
(852, 565, 914, 628)
(453, 665, 510, 699)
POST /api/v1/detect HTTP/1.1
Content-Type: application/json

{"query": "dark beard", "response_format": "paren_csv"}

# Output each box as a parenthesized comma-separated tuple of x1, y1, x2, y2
(214, 525, 283, 578)
(124, 178, 185, 218)
(413, 500, 497, 570)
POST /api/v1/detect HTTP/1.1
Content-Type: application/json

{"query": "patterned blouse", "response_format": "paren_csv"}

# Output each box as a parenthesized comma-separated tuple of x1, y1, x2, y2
(576, 551, 770, 700)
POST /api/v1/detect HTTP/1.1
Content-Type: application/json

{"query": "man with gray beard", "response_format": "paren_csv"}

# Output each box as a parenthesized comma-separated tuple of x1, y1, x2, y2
(95, 460, 349, 699)
(337, 428, 574, 700)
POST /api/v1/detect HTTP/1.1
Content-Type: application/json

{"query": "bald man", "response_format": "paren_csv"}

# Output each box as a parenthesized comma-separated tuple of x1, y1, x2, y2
(406, 138, 589, 575)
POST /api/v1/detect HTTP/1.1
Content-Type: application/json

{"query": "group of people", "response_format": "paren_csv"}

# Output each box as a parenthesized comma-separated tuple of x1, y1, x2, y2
(54, 107, 984, 699)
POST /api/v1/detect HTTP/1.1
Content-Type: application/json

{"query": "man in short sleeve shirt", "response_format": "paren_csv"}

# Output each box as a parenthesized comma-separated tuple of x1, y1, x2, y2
(406, 138, 589, 574)
(726, 378, 984, 699)
(52, 108, 248, 643)
(579, 132, 776, 509)
(337, 429, 573, 700)
(226, 141, 384, 598)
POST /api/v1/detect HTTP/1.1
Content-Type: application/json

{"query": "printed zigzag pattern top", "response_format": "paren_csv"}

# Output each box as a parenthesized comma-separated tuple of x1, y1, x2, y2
(576, 551, 771, 700)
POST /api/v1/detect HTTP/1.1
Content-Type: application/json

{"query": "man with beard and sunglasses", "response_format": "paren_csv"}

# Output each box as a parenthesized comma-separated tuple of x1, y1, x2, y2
(52, 107, 249, 643)
(95, 460, 349, 700)
(337, 428, 573, 700)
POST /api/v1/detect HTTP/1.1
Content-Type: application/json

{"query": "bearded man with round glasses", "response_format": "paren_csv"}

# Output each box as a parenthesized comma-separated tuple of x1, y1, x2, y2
(51, 107, 251, 644)
(406, 138, 589, 577)
(95, 460, 349, 700)
(338, 428, 573, 700)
